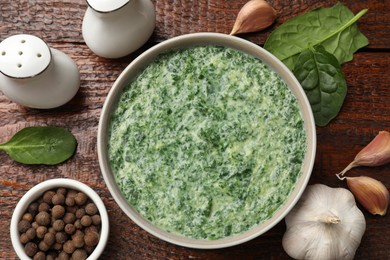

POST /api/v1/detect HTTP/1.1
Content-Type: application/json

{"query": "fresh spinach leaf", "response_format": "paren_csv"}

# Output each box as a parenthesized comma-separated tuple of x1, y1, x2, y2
(264, 3, 368, 70)
(0, 126, 77, 165)
(293, 46, 347, 126)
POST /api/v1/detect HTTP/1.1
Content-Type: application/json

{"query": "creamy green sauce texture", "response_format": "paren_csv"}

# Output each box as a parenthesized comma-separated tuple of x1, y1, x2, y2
(109, 46, 306, 240)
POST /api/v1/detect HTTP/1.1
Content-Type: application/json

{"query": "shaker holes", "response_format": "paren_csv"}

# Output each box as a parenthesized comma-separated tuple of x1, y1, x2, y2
(1, 51, 5, 56)
(17, 63, 22, 68)
(18, 51, 23, 55)
(37, 53, 42, 58)
(21, 39, 26, 43)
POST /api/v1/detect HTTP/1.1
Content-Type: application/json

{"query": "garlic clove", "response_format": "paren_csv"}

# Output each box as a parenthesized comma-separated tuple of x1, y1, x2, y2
(338, 131, 390, 177)
(346, 176, 389, 216)
(355, 131, 390, 166)
(230, 0, 277, 35)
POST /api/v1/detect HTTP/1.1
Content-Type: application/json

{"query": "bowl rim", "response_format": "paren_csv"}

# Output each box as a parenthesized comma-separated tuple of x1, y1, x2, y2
(10, 178, 109, 260)
(98, 32, 316, 249)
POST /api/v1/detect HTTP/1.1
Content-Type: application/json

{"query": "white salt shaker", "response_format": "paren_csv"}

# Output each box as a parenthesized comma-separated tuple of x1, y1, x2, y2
(82, 0, 156, 59)
(0, 34, 80, 109)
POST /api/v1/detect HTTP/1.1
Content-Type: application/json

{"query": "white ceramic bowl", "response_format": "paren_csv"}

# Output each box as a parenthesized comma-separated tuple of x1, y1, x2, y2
(98, 32, 316, 249)
(10, 178, 109, 260)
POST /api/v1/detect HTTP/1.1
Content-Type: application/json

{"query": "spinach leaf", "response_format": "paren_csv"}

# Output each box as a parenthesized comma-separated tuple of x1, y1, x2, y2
(264, 3, 368, 70)
(293, 46, 347, 126)
(0, 126, 77, 165)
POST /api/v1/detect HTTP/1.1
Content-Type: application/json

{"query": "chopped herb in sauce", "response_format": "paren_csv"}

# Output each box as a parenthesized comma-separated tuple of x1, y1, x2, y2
(109, 46, 306, 239)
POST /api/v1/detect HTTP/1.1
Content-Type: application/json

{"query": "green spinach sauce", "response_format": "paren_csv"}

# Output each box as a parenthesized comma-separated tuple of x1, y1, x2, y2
(109, 46, 306, 240)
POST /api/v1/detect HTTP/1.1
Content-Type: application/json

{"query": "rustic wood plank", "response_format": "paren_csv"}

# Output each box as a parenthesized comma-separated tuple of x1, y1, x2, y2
(0, 0, 388, 48)
(1, 0, 390, 259)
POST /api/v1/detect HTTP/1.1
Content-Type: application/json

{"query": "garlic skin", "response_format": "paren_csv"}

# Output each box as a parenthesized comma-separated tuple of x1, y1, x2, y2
(338, 131, 390, 177)
(230, 0, 277, 35)
(283, 184, 366, 260)
(346, 176, 389, 216)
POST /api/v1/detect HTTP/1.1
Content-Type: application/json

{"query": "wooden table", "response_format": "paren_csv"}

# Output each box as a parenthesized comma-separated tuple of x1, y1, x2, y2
(1, 0, 389, 259)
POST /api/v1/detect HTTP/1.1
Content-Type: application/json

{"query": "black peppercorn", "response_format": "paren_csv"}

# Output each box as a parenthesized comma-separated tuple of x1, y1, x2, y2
(57, 187, 67, 196)
(20, 233, 30, 244)
(36, 226, 48, 239)
(85, 203, 98, 216)
(55, 231, 68, 244)
(42, 190, 55, 205)
(26, 227, 36, 240)
(28, 202, 39, 215)
(53, 242, 63, 251)
(91, 214, 101, 226)
(66, 205, 78, 214)
(67, 189, 78, 198)
(84, 225, 98, 234)
(18, 219, 31, 233)
(74, 219, 82, 230)
(58, 251, 70, 260)
(53, 219, 65, 232)
(63, 212, 76, 224)
(65, 196, 75, 207)
(22, 212, 34, 222)
(38, 240, 50, 252)
(74, 192, 87, 206)
(52, 205, 65, 219)
(38, 202, 50, 212)
(32, 221, 39, 229)
(72, 249, 87, 260)
(64, 223, 76, 235)
(52, 193, 65, 205)
(80, 215, 92, 227)
(84, 245, 95, 255)
(75, 208, 86, 219)
(84, 231, 99, 247)
(63, 240, 76, 254)
(35, 212, 51, 226)
(18, 187, 101, 259)
(33, 251, 46, 260)
(72, 230, 84, 248)
(48, 227, 56, 234)
(45, 253, 56, 260)
(43, 232, 56, 246)
(24, 242, 38, 257)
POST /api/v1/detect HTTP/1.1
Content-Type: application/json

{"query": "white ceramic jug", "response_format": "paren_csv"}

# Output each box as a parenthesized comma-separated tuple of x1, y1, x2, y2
(82, 0, 156, 59)
(0, 34, 80, 109)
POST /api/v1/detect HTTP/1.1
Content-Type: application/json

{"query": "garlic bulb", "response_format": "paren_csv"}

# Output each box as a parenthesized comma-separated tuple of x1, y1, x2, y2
(283, 184, 366, 260)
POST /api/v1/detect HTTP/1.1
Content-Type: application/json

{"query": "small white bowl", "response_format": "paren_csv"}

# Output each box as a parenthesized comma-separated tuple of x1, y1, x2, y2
(10, 178, 109, 260)
(98, 32, 316, 249)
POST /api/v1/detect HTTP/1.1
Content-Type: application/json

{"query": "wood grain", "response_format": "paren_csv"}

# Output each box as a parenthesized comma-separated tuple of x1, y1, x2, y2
(1, 0, 390, 259)
(0, 0, 389, 47)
